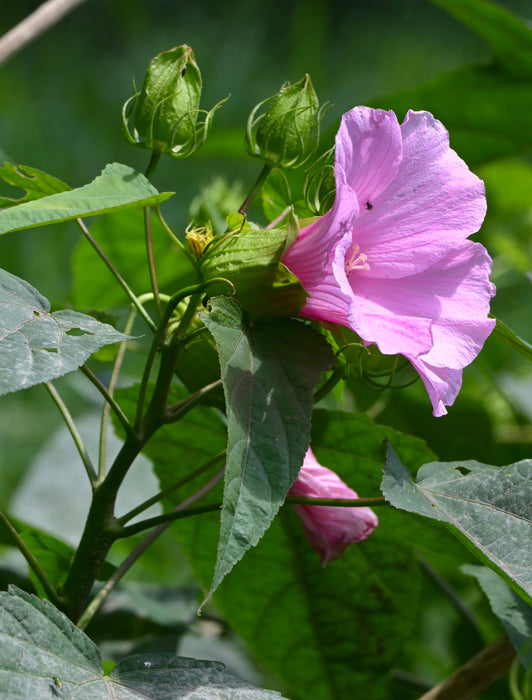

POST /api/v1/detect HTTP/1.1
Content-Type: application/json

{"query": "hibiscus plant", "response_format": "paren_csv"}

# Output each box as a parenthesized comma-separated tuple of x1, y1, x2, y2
(0, 3, 531, 700)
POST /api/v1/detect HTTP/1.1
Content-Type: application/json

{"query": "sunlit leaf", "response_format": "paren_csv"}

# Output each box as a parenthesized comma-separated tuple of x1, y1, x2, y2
(0, 163, 70, 208)
(382, 446, 532, 605)
(0, 163, 173, 236)
(0, 269, 128, 395)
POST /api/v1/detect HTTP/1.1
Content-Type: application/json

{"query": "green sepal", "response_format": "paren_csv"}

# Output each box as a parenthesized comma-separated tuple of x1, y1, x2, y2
(199, 214, 306, 319)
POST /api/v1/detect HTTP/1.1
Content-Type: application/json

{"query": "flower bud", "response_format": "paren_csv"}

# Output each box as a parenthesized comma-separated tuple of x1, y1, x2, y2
(122, 45, 227, 158)
(245, 75, 325, 169)
(185, 222, 214, 258)
(289, 449, 378, 566)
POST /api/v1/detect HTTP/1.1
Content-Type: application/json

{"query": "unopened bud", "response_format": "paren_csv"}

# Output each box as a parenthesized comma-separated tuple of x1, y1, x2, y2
(186, 222, 214, 258)
(122, 45, 227, 158)
(245, 75, 326, 169)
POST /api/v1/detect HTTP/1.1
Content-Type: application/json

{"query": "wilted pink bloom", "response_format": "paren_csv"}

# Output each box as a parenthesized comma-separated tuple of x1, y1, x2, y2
(283, 107, 496, 416)
(289, 449, 378, 566)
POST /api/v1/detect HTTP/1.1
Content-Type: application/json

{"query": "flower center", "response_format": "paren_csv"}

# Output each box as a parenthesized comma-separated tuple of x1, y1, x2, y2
(345, 244, 370, 276)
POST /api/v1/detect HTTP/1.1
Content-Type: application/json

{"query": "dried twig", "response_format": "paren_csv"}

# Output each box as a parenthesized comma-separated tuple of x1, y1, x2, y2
(0, 0, 90, 66)
(417, 634, 516, 700)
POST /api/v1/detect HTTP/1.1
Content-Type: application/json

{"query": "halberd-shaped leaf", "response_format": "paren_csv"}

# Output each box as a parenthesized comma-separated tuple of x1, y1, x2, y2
(0, 269, 128, 395)
(382, 446, 532, 605)
(202, 297, 333, 600)
(0, 587, 285, 698)
(0, 162, 173, 236)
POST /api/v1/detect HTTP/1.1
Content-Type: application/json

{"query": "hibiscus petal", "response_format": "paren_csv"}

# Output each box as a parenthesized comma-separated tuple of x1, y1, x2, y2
(335, 107, 402, 208)
(289, 449, 378, 566)
(408, 358, 464, 417)
(353, 110, 487, 278)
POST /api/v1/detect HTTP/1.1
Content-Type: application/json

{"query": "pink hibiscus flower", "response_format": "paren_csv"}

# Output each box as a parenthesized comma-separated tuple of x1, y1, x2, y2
(289, 449, 378, 566)
(282, 107, 496, 416)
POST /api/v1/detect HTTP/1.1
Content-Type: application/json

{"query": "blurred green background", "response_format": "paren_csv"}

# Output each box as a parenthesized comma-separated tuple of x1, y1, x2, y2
(0, 1, 531, 698)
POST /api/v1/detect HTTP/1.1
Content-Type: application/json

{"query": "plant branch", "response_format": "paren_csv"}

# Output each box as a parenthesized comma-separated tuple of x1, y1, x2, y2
(286, 496, 387, 507)
(133, 284, 205, 432)
(97, 306, 138, 480)
(0, 0, 89, 66)
(45, 381, 97, 485)
(116, 503, 222, 538)
(144, 206, 162, 317)
(155, 205, 188, 254)
(80, 365, 135, 441)
(0, 511, 62, 607)
(238, 163, 272, 215)
(77, 467, 225, 630)
(417, 634, 515, 700)
(76, 217, 157, 333)
(116, 450, 226, 525)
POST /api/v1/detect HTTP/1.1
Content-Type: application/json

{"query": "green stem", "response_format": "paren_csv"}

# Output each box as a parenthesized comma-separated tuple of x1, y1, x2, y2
(60, 433, 144, 622)
(77, 467, 224, 630)
(45, 382, 97, 485)
(238, 163, 272, 215)
(155, 204, 188, 254)
(117, 503, 222, 539)
(116, 450, 226, 525)
(0, 511, 61, 607)
(144, 206, 162, 317)
(144, 150, 161, 182)
(76, 217, 157, 333)
(97, 307, 138, 480)
(81, 365, 135, 442)
(133, 284, 205, 433)
(287, 496, 387, 507)
(165, 379, 222, 422)
(313, 364, 345, 404)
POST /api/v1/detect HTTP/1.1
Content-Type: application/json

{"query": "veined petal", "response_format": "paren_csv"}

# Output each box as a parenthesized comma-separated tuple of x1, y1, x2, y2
(408, 359, 463, 417)
(336, 107, 402, 208)
(353, 110, 487, 279)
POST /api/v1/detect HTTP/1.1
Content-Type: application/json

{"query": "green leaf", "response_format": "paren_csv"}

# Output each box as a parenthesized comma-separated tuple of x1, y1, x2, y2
(71, 209, 196, 309)
(200, 220, 306, 319)
(382, 446, 532, 605)
(0, 163, 71, 208)
(0, 163, 173, 236)
(0, 269, 128, 395)
(167, 410, 462, 700)
(463, 565, 532, 669)
(202, 297, 333, 601)
(430, 0, 532, 77)
(0, 587, 285, 699)
(493, 317, 532, 363)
